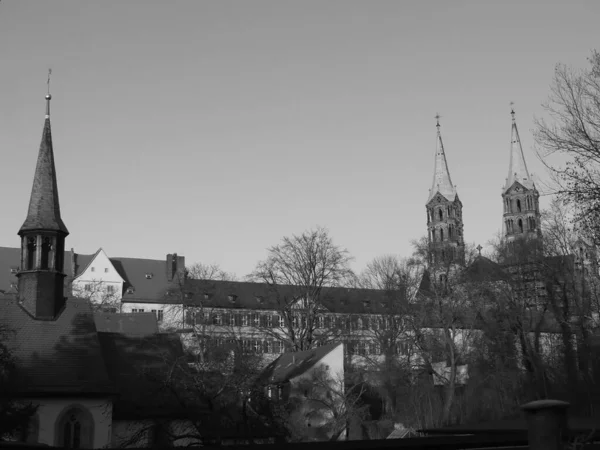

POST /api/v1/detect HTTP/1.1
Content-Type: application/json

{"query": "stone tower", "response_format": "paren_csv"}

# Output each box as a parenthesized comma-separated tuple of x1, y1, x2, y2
(501, 109, 541, 245)
(17, 92, 69, 319)
(426, 117, 465, 268)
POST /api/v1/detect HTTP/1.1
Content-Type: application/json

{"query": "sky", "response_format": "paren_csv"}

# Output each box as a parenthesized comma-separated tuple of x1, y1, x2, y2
(0, 1, 598, 278)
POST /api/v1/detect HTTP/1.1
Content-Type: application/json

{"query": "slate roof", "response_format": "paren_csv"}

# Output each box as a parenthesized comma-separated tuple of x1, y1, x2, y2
(96, 331, 202, 419)
(19, 103, 68, 235)
(0, 297, 115, 396)
(259, 342, 341, 385)
(462, 256, 509, 283)
(93, 312, 159, 335)
(157, 279, 408, 315)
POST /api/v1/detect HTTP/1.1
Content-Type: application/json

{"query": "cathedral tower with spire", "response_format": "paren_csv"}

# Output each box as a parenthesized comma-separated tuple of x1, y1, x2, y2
(426, 117, 465, 268)
(501, 108, 541, 245)
(17, 90, 69, 319)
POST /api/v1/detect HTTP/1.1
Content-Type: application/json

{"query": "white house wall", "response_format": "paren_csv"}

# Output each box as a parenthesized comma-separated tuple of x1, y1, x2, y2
(72, 249, 124, 304)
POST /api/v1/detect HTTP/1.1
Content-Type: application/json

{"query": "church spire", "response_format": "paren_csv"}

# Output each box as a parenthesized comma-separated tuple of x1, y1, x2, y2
(503, 107, 534, 192)
(501, 105, 541, 245)
(17, 81, 69, 320)
(427, 115, 457, 203)
(19, 85, 68, 235)
(426, 115, 464, 269)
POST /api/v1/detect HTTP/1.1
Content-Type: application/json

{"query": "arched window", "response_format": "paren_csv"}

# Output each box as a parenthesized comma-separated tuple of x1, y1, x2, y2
(518, 219, 523, 233)
(55, 406, 94, 449)
(440, 228, 444, 241)
(517, 199, 522, 212)
(438, 209, 443, 221)
(531, 218, 536, 229)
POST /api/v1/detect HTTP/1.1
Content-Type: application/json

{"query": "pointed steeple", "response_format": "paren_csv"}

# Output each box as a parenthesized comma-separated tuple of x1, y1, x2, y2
(503, 108, 534, 192)
(428, 116, 457, 203)
(19, 92, 68, 235)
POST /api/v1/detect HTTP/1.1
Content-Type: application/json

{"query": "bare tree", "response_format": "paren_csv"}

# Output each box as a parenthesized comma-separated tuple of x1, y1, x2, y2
(71, 279, 122, 313)
(534, 50, 600, 243)
(248, 227, 355, 352)
(281, 365, 368, 442)
(354, 255, 418, 417)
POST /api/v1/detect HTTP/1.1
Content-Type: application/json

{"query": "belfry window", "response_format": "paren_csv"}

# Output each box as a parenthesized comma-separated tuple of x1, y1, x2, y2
(26, 238, 36, 270)
(518, 219, 523, 233)
(517, 199, 522, 212)
(40, 237, 52, 270)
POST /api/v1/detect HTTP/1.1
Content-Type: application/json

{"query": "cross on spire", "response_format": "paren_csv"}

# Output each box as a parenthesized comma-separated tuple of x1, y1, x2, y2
(510, 101, 515, 122)
(435, 113, 441, 129)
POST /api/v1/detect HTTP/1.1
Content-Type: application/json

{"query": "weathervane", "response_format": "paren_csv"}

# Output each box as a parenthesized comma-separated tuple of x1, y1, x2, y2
(45, 68, 52, 118)
(47, 69, 52, 96)
(510, 101, 515, 121)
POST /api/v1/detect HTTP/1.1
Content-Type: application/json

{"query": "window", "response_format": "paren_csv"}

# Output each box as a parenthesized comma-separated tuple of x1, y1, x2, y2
(84, 284, 92, 292)
(213, 314, 222, 326)
(253, 340, 261, 353)
(517, 199, 522, 212)
(440, 228, 444, 241)
(55, 406, 94, 449)
(317, 316, 324, 329)
(518, 219, 524, 233)
(438, 209, 443, 220)
(104, 268, 109, 273)
(279, 316, 285, 328)
(252, 314, 260, 327)
(241, 314, 249, 327)
(91, 267, 95, 272)
(106, 285, 115, 294)
(131, 308, 144, 313)
(151, 310, 164, 322)
(265, 314, 272, 328)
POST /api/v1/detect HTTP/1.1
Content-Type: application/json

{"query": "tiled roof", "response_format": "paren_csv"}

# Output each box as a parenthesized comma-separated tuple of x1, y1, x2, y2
(19, 113, 68, 235)
(259, 342, 341, 385)
(136, 279, 408, 315)
(93, 312, 159, 335)
(0, 298, 115, 396)
(96, 331, 200, 419)
(111, 256, 174, 301)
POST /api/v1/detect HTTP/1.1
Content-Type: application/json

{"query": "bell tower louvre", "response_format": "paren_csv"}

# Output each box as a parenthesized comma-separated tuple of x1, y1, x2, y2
(17, 87, 69, 320)
(426, 116, 465, 268)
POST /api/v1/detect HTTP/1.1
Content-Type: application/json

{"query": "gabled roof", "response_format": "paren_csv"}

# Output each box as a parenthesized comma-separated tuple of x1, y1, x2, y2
(0, 298, 115, 396)
(19, 95, 68, 235)
(503, 111, 535, 192)
(73, 248, 125, 283)
(462, 256, 509, 283)
(427, 122, 457, 203)
(259, 342, 342, 385)
(93, 312, 159, 335)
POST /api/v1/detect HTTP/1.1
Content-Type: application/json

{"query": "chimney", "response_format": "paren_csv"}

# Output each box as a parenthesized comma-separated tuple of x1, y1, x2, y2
(522, 399, 569, 450)
(167, 253, 186, 282)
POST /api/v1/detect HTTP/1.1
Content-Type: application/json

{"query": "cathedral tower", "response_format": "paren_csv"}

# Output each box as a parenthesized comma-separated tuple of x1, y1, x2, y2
(426, 117, 465, 268)
(501, 108, 541, 244)
(17, 91, 69, 319)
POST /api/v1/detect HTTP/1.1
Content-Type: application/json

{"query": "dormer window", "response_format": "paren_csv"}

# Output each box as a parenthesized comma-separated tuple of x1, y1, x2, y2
(9, 267, 18, 274)
(145, 273, 153, 279)
(228, 294, 237, 303)
(203, 293, 210, 300)
(256, 296, 264, 304)
(363, 300, 370, 308)
(126, 286, 135, 294)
